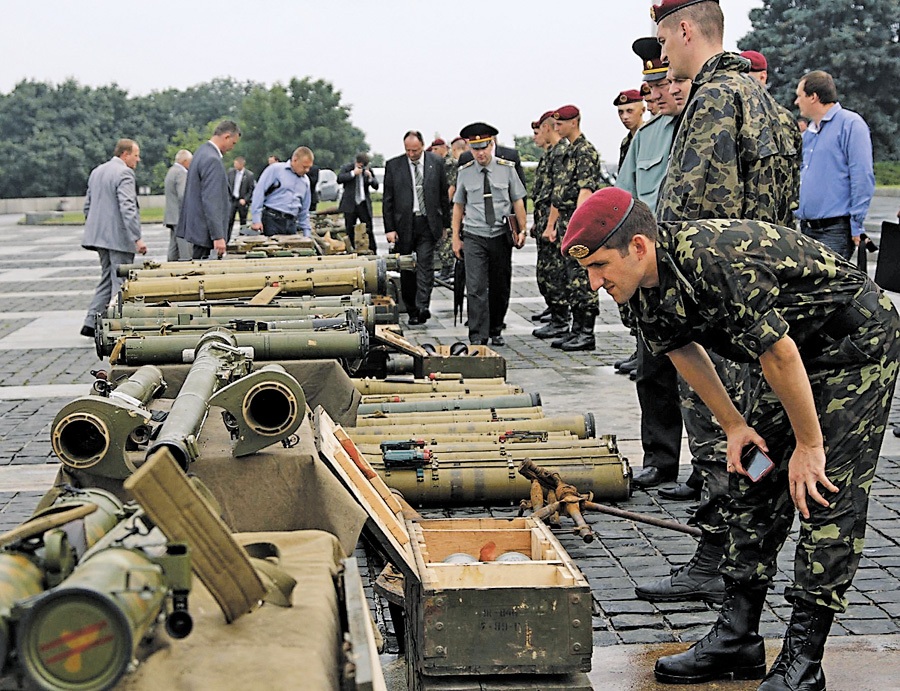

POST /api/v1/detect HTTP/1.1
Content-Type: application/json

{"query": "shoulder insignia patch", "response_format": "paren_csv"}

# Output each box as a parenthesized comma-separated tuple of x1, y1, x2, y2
(458, 160, 476, 170)
(497, 158, 515, 167)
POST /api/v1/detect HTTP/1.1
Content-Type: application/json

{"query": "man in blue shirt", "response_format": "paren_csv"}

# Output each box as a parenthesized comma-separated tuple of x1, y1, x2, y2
(250, 147, 314, 237)
(794, 70, 875, 259)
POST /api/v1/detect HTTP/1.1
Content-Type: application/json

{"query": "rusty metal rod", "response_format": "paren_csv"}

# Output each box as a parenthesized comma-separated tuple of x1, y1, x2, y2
(583, 501, 702, 537)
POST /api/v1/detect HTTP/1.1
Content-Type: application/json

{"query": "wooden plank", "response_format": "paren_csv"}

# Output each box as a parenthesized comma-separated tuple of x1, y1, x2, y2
(374, 324, 430, 357)
(418, 529, 533, 562)
(248, 283, 282, 305)
(334, 425, 403, 514)
(314, 407, 417, 581)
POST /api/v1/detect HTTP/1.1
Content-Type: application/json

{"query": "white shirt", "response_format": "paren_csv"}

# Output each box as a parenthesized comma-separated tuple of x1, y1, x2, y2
(407, 156, 426, 215)
(232, 168, 244, 198)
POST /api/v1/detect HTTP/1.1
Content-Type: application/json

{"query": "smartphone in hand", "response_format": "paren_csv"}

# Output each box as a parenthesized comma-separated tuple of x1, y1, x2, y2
(741, 445, 774, 482)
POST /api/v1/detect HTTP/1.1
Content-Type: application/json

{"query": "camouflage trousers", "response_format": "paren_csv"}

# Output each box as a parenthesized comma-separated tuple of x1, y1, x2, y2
(679, 356, 753, 536)
(722, 295, 900, 613)
(558, 215, 599, 317)
(434, 231, 454, 275)
(536, 236, 568, 311)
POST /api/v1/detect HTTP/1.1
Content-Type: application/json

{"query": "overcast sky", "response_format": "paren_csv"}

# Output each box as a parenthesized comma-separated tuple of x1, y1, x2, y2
(6, 0, 764, 165)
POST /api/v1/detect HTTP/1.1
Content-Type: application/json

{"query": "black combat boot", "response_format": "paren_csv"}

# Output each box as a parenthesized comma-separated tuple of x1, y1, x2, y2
(655, 579, 768, 684)
(533, 307, 570, 339)
(757, 600, 834, 691)
(560, 312, 596, 351)
(635, 533, 725, 603)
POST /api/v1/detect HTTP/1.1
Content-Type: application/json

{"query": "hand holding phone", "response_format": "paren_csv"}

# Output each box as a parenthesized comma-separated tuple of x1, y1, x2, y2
(741, 445, 774, 482)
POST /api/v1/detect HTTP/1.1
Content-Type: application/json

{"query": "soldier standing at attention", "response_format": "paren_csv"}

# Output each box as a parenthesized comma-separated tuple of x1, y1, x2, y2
(632, 0, 802, 607)
(565, 187, 899, 691)
(615, 90, 646, 169)
(542, 105, 603, 351)
(452, 122, 527, 347)
(530, 111, 570, 340)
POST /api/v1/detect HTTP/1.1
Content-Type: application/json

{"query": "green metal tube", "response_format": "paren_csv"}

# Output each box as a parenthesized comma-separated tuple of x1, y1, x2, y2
(356, 392, 541, 415)
(345, 431, 578, 445)
(116, 327, 368, 365)
(120, 265, 381, 302)
(347, 414, 596, 439)
(108, 294, 373, 318)
(372, 457, 630, 506)
(36, 488, 126, 556)
(352, 378, 519, 395)
(118, 253, 412, 278)
(358, 389, 524, 403)
(145, 329, 246, 469)
(353, 407, 545, 426)
(0, 554, 44, 670)
(17, 547, 167, 691)
(355, 436, 616, 456)
(51, 367, 166, 478)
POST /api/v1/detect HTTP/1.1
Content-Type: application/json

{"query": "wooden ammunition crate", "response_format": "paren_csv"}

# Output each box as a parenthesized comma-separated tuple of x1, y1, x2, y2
(314, 408, 592, 691)
(375, 327, 507, 379)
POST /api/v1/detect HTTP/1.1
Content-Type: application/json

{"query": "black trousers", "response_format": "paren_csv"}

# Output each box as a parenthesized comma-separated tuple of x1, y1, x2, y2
(262, 207, 297, 236)
(635, 336, 682, 477)
(399, 216, 435, 317)
(464, 233, 512, 343)
(229, 199, 249, 240)
(344, 201, 376, 253)
(191, 244, 213, 260)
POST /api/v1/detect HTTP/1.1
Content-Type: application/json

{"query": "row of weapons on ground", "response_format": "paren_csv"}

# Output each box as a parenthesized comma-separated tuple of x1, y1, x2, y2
(4, 243, 647, 688)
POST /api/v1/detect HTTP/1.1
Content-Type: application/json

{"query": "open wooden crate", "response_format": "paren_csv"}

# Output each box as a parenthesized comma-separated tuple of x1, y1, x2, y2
(314, 407, 592, 689)
(374, 326, 506, 379)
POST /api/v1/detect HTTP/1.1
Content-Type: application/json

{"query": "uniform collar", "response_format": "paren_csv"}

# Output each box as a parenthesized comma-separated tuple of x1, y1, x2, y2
(693, 51, 750, 87)
(637, 224, 698, 317)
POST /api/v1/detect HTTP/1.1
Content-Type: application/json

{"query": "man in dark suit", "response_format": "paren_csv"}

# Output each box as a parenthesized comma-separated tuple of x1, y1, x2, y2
(382, 130, 450, 324)
(458, 135, 527, 190)
(176, 120, 241, 259)
(226, 156, 255, 239)
(337, 153, 379, 252)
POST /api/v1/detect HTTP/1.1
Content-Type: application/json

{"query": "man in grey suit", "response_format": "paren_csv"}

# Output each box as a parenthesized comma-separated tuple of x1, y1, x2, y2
(382, 130, 450, 324)
(164, 149, 193, 261)
(81, 138, 146, 338)
(175, 120, 241, 260)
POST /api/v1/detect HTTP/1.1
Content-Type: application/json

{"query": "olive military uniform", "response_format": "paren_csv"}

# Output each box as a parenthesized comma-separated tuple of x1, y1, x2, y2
(533, 139, 569, 312)
(434, 154, 459, 277)
(550, 134, 603, 324)
(454, 156, 526, 344)
(633, 219, 899, 612)
(656, 51, 802, 538)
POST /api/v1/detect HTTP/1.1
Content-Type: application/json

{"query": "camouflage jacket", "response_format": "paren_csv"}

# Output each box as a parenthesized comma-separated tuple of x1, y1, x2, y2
(619, 131, 635, 170)
(444, 155, 459, 189)
(550, 134, 603, 222)
(533, 139, 568, 225)
(632, 220, 874, 362)
(657, 52, 802, 226)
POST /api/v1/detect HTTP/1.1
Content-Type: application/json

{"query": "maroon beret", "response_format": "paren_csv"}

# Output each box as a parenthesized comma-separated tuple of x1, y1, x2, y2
(536, 110, 555, 126)
(552, 105, 580, 120)
(430, 138, 446, 147)
(561, 189, 636, 259)
(451, 136, 465, 145)
(651, 0, 719, 24)
(740, 50, 768, 72)
(614, 90, 643, 106)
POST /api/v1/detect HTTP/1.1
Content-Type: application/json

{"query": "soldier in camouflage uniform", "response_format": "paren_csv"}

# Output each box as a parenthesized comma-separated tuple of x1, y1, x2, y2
(530, 111, 570, 339)
(632, 0, 803, 607)
(434, 139, 460, 280)
(564, 188, 900, 690)
(542, 104, 603, 351)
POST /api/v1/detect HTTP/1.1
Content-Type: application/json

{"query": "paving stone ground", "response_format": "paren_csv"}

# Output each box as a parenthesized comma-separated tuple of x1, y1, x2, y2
(0, 199, 899, 681)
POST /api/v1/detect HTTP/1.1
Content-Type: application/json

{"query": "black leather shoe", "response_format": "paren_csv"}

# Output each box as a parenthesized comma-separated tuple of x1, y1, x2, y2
(490, 335, 505, 347)
(658, 483, 702, 501)
(419, 309, 431, 321)
(531, 307, 551, 322)
(618, 357, 638, 375)
(80, 325, 95, 338)
(408, 315, 425, 325)
(632, 466, 674, 489)
(894, 426, 900, 438)
(471, 339, 488, 346)
(636, 535, 725, 604)
(614, 350, 638, 370)
(551, 332, 576, 349)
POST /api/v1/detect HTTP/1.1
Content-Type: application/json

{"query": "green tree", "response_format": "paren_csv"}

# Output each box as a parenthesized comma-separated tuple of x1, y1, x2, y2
(739, 0, 900, 160)
(238, 78, 367, 175)
(513, 134, 543, 163)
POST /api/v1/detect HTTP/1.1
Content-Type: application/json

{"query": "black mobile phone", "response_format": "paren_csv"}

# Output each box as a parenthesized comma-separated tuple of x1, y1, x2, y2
(741, 445, 774, 482)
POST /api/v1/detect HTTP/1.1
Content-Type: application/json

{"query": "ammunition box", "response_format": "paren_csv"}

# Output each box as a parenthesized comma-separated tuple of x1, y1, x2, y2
(315, 408, 592, 690)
